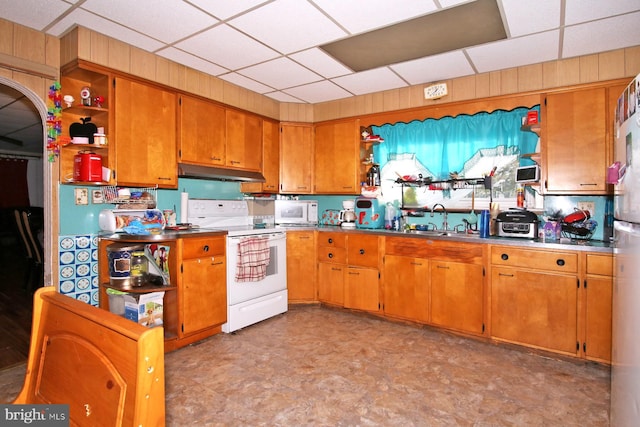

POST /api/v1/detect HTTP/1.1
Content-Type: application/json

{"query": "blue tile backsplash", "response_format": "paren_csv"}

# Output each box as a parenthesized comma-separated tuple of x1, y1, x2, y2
(58, 234, 99, 306)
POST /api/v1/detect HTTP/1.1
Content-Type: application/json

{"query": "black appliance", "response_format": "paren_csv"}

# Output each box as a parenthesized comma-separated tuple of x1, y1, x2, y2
(496, 209, 539, 238)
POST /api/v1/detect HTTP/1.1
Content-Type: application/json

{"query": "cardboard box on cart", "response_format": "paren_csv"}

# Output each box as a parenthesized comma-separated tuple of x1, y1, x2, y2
(124, 291, 165, 327)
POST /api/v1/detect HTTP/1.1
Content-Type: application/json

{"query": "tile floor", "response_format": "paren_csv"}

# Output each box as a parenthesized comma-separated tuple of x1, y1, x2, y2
(0, 305, 610, 426)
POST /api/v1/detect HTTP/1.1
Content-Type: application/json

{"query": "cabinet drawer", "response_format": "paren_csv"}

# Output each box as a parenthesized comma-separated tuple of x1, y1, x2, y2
(491, 246, 577, 273)
(587, 254, 613, 276)
(317, 246, 347, 264)
(317, 232, 347, 248)
(182, 237, 225, 259)
(347, 235, 379, 268)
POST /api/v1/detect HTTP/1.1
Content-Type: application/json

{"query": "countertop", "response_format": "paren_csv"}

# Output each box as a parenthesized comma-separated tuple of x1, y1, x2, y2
(99, 225, 614, 253)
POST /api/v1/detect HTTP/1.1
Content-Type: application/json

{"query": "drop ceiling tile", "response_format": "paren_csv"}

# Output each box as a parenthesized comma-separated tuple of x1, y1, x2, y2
(289, 48, 352, 78)
(501, 0, 560, 37)
(218, 73, 274, 94)
(229, 0, 347, 54)
(80, 0, 216, 44)
(239, 57, 322, 90)
(466, 30, 559, 73)
(563, 12, 640, 58)
(332, 67, 408, 96)
(175, 25, 279, 70)
(284, 80, 352, 103)
(156, 47, 228, 76)
(439, 0, 476, 8)
(47, 8, 165, 51)
(264, 91, 305, 103)
(565, 0, 640, 26)
(390, 51, 474, 85)
(0, 0, 71, 31)
(312, 0, 437, 35)
(187, 0, 269, 20)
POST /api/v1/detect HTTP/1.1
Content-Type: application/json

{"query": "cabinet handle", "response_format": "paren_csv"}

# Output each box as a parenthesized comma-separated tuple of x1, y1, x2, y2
(498, 272, 514, 277)
(328, 253, 333, 259)
(331, 267, 342, 271)
(299, 236, 310, 240)
(211, 261, 223, 265)
(579, 183, 598, 187)
(410, 261, 423, 266)
(436, 265, 450, 269)
(556, 259, 565, 266)
(501, 254, 509, 260)
(158, 177, 172, 180)
(348, 271, 359, 276)
(328, 238, 333, 244)
(211, 156, 222, 161)
(203, 245, 209, 252)
(230, 160, 241, 165)
(359, 249, 365, 255)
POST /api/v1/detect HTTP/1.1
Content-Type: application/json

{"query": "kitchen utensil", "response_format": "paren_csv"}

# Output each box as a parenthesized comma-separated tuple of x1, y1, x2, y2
(466, 188, 478, 225)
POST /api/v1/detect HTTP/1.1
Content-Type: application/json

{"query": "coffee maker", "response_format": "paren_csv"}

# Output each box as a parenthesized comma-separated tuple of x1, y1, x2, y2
(340, 200, 356, 228)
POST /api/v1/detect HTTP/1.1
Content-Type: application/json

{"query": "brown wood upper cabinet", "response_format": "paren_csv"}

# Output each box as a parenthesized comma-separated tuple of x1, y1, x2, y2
(113, 77, 177, 188)
(280, 122, 313, 194)
(543, 86, 609, 194)
(178, 94, 226, 167)
(313, 118, 360, 194)
(241, 118, 280, 193)
(225, 109, 262, 171)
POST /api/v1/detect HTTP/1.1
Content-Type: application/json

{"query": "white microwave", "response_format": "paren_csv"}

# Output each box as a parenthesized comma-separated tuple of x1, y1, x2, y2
(275, 200, 318, 225)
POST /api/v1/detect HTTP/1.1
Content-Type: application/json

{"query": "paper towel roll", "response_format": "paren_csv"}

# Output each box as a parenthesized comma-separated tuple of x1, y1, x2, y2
(180, 192, 189, 224)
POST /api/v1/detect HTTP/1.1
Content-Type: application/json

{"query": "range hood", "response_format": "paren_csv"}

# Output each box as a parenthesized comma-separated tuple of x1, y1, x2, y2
(178, 163, 265, 182)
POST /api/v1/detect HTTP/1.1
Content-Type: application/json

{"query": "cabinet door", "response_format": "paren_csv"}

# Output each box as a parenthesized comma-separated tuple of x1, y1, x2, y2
(181, 256, 226, 335)
(114, 77, 177, 188)
(314, 119, 360, 194)
(383, 255, 430, 323)
(280, 123, 313, 193)
(318, 262, 344, 306)
(178, 95, 225, 166)
(241, 119, 279, 193)
(344, 266, 379, 312)
(491, 267, 578, 355)
(226, 109, 262, 171)
(585, 275, 612, 362)
(286, 231, 316, 302)
(544, 87, 607, 193)
(430, 260, 484, 334)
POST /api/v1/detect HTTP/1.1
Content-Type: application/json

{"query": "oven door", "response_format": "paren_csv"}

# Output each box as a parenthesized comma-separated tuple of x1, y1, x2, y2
(226, 232, 287, 305)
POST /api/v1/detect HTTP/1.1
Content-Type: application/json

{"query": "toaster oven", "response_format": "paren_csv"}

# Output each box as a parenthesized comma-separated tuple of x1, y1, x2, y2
(496, 209, 539, 239)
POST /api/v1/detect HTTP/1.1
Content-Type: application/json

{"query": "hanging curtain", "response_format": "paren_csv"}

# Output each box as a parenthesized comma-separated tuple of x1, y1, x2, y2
(371, 106, 540, 180)
(0, 157, 30, 208)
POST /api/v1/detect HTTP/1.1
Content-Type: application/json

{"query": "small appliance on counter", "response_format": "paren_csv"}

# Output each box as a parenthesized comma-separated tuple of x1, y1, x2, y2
(274, 199, 318, 226)
(495, 209, 539, 238)
(354, 197, 385, 229)
(340, 200, 356, 228)
(320, 209, 342, 226)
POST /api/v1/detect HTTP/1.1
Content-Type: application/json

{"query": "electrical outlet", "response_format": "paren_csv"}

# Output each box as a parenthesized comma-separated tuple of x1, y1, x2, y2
(577, 201, 595, 213)
(75, 188, 88, 205)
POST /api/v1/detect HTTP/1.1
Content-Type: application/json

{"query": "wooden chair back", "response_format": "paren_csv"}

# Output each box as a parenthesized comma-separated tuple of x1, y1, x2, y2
(12, 287, 165, 426)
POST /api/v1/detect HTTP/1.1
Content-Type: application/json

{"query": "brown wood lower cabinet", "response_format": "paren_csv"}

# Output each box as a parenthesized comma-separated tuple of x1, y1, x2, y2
(583, 253, 613, 363)
(383, 254, 430, 323)
(286, 230, 316, 302)
(344, 266, 379, 312)
(318, 262, 344, 306)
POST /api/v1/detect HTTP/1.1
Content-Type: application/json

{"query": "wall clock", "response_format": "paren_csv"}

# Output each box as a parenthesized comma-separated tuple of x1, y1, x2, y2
(424, 83, 448, 100)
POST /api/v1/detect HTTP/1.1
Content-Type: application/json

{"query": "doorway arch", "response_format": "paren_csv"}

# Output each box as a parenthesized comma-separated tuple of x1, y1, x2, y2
(0, 76, 53, 288)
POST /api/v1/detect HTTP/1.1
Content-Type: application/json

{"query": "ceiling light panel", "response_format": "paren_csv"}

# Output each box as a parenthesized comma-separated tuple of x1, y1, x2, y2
(47, 8, 165, 51)
(312, 0, 438, 35)
(0, 0, 71, 31)
(239, 57, 323, 90)
(156, 47, 228, 76)
(284, 80, 353, 103)
(332, 67, 407, 96)
(390, 51, 474, 85)
(467, 30, 559, 73)
(80, 0, 216, 44)
(289, 49, 353, 79)
(229, 0, 347, 54)
(320, 0, 506, 72)
(501, 0, 560, 37)
(565, 0, 640, 26)
(187, 0, 269, 20)
(563, 12, 640, 58)
(175, 25, 279, 70)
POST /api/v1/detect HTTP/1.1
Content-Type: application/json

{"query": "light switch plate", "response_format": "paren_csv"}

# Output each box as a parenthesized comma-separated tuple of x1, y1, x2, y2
(75, 188, 88, 205)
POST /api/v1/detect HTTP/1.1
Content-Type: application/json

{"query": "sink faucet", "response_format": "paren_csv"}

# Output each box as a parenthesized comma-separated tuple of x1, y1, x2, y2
(430, 204, 448, 231)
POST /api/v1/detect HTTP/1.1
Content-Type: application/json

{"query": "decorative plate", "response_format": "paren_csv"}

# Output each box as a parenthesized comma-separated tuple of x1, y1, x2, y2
(60, 266, 74, 279)
(60, 251, 74, 264)
(60, 280, 74, 293)
(60, 237, 74, 250)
